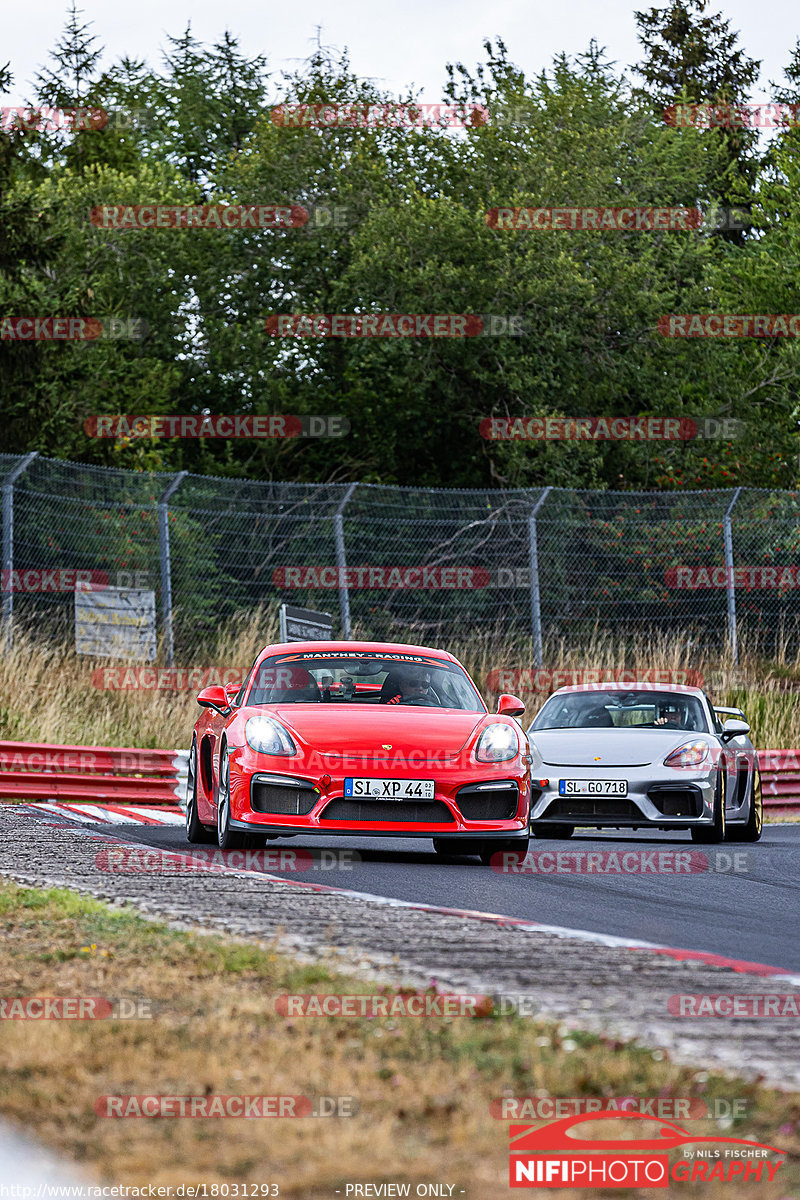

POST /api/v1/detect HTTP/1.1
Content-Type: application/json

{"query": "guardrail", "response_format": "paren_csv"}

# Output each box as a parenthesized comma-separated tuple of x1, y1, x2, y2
(0, 741, 797, 812)
(0, 740, 189, 805)
(758, 750, 800, 811)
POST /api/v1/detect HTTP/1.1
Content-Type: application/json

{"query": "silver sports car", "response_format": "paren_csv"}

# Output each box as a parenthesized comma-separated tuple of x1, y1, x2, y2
(525, 683, 762, 843)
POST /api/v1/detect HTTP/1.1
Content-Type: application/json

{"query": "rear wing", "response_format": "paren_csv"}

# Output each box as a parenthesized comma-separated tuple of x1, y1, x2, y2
(714, 705, 746, 719)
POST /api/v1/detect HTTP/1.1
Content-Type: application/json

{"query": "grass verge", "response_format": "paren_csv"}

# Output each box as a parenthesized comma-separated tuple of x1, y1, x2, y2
(0, 879, 797, 1196)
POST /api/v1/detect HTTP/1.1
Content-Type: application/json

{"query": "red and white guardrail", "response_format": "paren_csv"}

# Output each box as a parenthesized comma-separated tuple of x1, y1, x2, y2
(758, 750, 800, 811)
(0, 740, 189, 806)
(0, 741, 798, 811)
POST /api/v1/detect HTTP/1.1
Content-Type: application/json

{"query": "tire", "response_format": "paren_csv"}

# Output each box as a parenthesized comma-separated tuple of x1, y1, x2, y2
(216, 741, 248, 850)
(185, 740, 216, 844)
(727, 765, 763, 842)
(532, 824, 575, 839)
(432, 837, 531, 864)
(692, 770, 727, 843)
(479, 836, 530, 866)
(432, 838, 484, 858)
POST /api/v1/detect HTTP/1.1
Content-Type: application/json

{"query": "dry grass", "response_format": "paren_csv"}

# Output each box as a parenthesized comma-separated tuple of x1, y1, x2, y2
(0, 880, 797, 1197)
(0, 609, 278, 750)
(2, 612, 800, 751)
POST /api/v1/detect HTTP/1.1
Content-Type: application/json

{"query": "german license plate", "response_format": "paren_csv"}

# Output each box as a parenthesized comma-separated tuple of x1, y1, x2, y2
(559, 779, 628, 796)
(344, 778, 435, 800)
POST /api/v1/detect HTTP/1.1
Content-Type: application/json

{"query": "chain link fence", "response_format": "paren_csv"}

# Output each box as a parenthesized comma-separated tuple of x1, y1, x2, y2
(2, 452, 799, 664)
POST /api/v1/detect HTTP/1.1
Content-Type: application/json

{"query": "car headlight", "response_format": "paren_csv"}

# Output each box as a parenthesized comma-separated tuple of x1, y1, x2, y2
(664, 740, 710, 769)
(475, 723, 521, 763)
(526, 739, 542, 769)
(245, 716, 297, 756)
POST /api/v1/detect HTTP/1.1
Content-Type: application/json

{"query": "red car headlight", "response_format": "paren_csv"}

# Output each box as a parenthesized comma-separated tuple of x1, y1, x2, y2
(664, 740, 710, 769)
(245, 716, 297, 756)
(475, 723, 521, 763)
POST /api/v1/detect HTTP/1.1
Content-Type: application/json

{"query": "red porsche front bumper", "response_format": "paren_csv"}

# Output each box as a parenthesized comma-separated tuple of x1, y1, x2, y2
(225, 744, 531, 839)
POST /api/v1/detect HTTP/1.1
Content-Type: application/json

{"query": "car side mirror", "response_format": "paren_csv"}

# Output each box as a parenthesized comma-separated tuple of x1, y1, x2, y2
(497, 693, 526, 718)
(721, 717, 750, 741)
(197, 685, 230, 713)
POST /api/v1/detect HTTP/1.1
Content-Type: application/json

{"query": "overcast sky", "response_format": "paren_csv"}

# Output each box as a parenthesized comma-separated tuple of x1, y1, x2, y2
(2, 0, 799, 109)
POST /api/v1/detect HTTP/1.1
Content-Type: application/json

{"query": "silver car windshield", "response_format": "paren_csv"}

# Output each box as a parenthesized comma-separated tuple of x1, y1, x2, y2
(531, 690, 709, 733)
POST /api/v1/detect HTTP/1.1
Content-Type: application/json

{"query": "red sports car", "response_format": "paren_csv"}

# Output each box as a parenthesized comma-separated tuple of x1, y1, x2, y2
(185, 640, 530, 863)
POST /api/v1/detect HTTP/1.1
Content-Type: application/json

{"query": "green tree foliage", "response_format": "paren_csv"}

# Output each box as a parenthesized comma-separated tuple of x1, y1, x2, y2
(633, 0, 761, 237)
(0, 15, 798, 491)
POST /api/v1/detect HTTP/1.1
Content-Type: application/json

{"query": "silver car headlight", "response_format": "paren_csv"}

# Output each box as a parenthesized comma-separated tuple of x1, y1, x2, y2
(526, 739, 542, 770)
(475, 723, 521, 763)
(245, 716, 297, 756)
(664, 739, 711, 769)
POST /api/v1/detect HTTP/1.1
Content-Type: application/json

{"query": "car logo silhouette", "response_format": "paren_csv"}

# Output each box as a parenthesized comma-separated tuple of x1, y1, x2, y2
(510, 1110, 783, 1155)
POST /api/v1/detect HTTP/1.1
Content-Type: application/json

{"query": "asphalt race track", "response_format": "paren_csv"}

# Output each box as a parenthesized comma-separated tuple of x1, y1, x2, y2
(100, 821, 800, 972)
(4, 803, 800, 1089)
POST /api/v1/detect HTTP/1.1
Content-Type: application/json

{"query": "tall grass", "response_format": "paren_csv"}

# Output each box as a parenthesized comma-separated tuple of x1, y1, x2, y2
(1, 611, 799, 748)
(0, 608, 277, 749)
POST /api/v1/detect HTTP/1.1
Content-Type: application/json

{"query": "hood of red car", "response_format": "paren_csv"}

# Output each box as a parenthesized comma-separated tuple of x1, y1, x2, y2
(256, 704, 485, 757)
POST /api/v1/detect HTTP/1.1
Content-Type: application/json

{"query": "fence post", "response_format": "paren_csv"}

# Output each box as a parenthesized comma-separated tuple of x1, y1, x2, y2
(528, 487, 552, 668)
(1, 452, 39, 649)
(723, 487, 742, 665)
(334, 483, 358, 639)
(158, 471, 187, 667)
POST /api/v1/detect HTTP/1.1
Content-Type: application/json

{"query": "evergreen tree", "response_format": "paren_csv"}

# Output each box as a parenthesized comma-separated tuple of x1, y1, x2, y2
(634, 0, 759, 106)
(151, 26, 269, 187)
(32, 0, 106, 174)
(0, 64, 66, 449)
(634, 0, 761, 240)
(34, 0, 102, 109)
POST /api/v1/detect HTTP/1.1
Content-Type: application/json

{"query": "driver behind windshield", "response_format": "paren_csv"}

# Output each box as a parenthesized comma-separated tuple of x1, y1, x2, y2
(381, 665, 436, 706)
(654, 705, 684, 727)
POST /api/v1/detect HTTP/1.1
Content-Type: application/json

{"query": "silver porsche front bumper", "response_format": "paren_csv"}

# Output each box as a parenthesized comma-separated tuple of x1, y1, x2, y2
(529, 763, 717, 829)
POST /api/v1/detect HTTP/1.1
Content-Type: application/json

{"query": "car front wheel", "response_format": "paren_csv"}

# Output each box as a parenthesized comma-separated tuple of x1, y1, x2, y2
(186, 740, 215, 844)
(532, 824, 575, 839)
(692, 771, 726, 843)
(479, 837, 530, 866)
(727, 765, 763, 842)
(216, 743, 249, 850)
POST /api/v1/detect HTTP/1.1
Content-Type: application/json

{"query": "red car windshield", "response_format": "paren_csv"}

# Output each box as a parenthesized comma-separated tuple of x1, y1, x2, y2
(245, 654, 484, 711)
